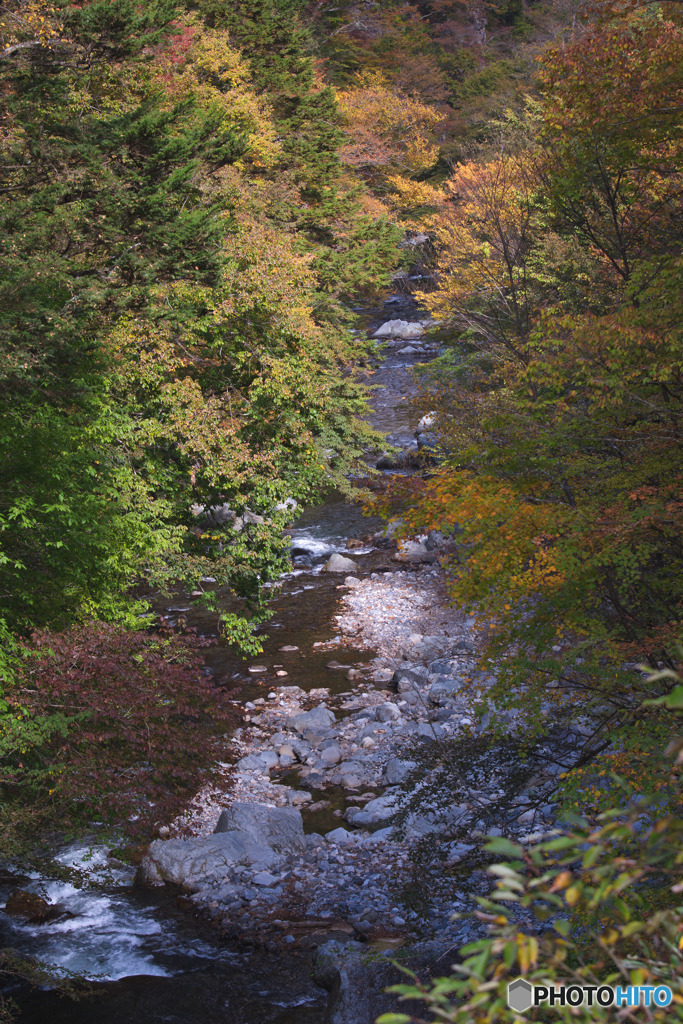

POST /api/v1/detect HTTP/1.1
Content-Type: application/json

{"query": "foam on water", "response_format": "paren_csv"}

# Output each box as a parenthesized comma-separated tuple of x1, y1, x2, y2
(0, 841, 228, 981)
(287, 529, 342, 559)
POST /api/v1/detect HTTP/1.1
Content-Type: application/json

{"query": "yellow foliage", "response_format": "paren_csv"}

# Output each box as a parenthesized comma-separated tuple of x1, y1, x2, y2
(421, 155, 534, 323)
(336, 71, 441, 179)
(387, 173, 444, 217)
(155, 21, 281, 169)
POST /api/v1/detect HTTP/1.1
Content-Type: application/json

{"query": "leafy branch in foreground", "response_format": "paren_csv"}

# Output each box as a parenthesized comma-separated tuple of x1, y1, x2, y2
(378, 665, 683, 1023)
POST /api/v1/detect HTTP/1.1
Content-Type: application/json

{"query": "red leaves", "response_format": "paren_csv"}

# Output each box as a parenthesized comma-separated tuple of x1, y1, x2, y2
(20, 623, 239, 839)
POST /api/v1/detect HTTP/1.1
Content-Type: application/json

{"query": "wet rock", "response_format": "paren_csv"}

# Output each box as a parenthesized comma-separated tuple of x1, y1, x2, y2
(376, 450, 424, 471)
(344, 576, 361, 588)
(4, 890, 56, 923)
(312, 939, 358, 990)
(322, 553, 358, 573)
(214, 803, 306, 855)
(315, 940, 408, 1024)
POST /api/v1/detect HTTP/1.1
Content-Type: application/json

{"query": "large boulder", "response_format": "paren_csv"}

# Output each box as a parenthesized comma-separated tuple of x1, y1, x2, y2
(137, 832, 283, 889)
(384, 757, 417, 785)
(4, 890, 62, 923)
(288, 705, 336, 736)
(392, 540, 435, 564)
(214, 802, 306, 855)
(428, 676, 462, 705)
(322, 553, 358, 573)
(372, 320, 425, 340)
(314, 941, 413, 1024)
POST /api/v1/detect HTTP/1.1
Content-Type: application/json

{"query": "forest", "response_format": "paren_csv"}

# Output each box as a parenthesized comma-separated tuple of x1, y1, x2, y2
(0, 0, 681, 1020)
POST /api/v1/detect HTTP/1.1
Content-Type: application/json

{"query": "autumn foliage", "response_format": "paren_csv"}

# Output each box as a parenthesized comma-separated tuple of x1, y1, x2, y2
(0, 621, 238, 854)
(372, 1, 682, 798)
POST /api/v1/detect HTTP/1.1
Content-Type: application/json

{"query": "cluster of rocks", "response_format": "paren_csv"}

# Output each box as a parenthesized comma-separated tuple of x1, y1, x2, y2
(138, 565, 570, 954)
(371, 318, 440, 360)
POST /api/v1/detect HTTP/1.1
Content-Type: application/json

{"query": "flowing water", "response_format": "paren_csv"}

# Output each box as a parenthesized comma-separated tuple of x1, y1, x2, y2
(1, 297, 431, 1023)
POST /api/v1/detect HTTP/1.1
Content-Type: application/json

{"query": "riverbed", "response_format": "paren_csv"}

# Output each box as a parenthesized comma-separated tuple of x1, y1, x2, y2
(2, 295, 446, 1023)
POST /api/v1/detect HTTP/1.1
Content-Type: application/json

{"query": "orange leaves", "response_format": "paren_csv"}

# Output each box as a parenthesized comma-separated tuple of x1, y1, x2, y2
(336, 71, 441, 181)
(397, 466, 574, 615)
(419, 153, 539, 357)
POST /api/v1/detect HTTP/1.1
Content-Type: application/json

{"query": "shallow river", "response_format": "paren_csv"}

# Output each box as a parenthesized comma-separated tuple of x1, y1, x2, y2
(1, 297, 432, 1023)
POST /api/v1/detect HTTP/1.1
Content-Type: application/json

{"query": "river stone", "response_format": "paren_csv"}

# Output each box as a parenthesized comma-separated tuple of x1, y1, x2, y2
(376, 702, 401, 723)
(214, 802, 306, 854)
(392, 540, 435, 563)
(444, 842, 474, 865)
(373, 666, 394, 684)
(372, 319, 425, 340)
(384, 757, 417, 785)
(416, 430, 438, 452)
(340, 773, 362, 789)
(359, 722, 381, 741)
(417, 412, 436, 432)
(320, 744, 342, 766)
(322, 553, 358, 572)
(344, 576, 361, 588)
(417, 721, 446, 741)
(428, 658, 460, 676)
(346, 792, 398, 826)
(428, 676, 461, 705)
(235, 751, 279, 771)
(5, 890, 54, 923)
(394, 666, 428, 686)
(137, 833, 282, 888)
(326, 827, 357, 845)
(251, 871, 279, 887)
(288, 706, 336, 736)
